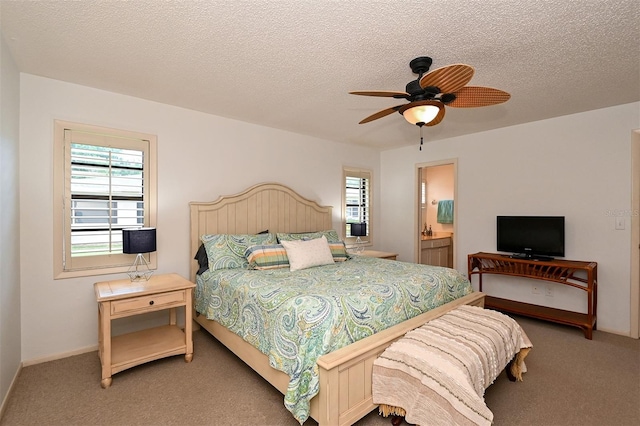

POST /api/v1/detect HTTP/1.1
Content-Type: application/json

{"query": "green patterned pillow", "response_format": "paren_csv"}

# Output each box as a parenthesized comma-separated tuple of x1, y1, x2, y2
(201, 233, 277, 271)
(276, 230, 340, 244)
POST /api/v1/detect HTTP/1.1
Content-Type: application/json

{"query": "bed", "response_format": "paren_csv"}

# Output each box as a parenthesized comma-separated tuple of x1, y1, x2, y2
(190, 183, 485, 426)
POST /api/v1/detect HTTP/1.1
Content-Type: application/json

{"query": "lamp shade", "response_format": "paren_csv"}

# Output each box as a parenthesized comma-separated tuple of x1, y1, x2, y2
(350, 222, 367, 237)
(399, 100, 446, 126)
(122, 227, 156, 254)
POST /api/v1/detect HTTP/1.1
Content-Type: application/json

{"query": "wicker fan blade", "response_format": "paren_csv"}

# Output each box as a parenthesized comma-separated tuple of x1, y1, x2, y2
(358, 104, 405, 124)
(447, 86, 511, 108)
(419, 64, 474, 94)
(350, 90, 410, 99)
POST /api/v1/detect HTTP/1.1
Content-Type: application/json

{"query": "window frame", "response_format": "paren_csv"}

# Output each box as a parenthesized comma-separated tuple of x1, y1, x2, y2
(53, 120, 157, 279)
(342, 167, 373, 248)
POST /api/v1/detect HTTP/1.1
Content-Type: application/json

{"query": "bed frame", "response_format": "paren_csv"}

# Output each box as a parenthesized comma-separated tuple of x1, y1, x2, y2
(189, 182, 484, 426)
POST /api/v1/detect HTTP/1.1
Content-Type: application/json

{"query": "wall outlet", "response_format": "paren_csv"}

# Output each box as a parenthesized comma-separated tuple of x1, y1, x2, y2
(532, 285, 540, 294)
(545, 284, 554, 297)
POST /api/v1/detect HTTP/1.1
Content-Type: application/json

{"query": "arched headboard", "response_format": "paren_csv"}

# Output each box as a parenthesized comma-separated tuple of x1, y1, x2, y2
(189, 183, 333, 279)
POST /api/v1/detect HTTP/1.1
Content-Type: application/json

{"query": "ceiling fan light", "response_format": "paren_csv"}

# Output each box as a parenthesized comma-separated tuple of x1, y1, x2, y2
(402, 104, 441, 125)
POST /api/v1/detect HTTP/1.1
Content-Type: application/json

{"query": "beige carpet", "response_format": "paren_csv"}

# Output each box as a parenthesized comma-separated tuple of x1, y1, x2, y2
(1, 315, 638, 426)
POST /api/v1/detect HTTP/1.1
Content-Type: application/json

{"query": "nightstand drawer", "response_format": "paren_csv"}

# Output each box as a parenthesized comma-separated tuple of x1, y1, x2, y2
(110, 290, 185, 315)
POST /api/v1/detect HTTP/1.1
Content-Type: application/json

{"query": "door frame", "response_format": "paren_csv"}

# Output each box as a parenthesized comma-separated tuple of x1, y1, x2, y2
(631, 130, 640, 339)
(415, 158, 458, 268)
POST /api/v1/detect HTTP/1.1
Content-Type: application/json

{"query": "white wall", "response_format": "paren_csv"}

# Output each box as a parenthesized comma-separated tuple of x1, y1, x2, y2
(15, 70, 640, 362)
(0, 31, 21, 408)
(380, 102, 640, 335)
(19, 74, 380, 362)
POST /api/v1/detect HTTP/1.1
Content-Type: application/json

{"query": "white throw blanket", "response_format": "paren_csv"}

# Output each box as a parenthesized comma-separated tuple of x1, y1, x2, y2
(372, 305, 532, 426)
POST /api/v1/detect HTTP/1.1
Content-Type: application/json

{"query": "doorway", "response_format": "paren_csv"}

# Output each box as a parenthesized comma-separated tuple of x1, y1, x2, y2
(416, 159, 457, 268)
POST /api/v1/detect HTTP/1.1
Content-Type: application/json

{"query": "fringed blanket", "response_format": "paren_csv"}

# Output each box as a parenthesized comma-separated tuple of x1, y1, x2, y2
(372, 305, 532, 426)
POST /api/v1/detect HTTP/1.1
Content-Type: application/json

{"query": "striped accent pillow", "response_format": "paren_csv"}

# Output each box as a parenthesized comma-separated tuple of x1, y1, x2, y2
(329, 241, 349, 262)
(245, 244, 290, 270)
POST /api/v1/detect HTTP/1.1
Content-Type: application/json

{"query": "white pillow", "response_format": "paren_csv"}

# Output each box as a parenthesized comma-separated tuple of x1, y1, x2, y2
(280, 235, 335, 272)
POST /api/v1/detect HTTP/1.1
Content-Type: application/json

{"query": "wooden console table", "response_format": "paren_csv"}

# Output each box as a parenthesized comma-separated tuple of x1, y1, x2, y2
(468, 252, 597, 339)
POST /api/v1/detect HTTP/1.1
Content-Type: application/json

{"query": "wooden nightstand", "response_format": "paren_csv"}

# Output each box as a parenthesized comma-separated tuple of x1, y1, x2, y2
(94, 273, 195, 388)
(360, 250, 398, 260)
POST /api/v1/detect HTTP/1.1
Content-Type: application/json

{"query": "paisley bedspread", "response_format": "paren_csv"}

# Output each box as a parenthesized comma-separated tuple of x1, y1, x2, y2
(195, 256, 472, 423)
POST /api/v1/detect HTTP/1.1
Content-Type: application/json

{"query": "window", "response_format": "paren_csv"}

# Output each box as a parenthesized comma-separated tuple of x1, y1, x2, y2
(343, 167, 372, 246)
(53, 121, 157, 279)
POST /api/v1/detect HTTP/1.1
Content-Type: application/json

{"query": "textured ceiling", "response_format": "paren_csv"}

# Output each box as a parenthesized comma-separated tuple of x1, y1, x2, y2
(1, 0, 639, 150)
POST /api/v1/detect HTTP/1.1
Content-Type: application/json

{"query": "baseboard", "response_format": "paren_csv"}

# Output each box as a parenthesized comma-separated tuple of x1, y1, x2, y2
(21, 344, 98, 367)
(0, 362, 22, 422)
(596, 326, 634, 338)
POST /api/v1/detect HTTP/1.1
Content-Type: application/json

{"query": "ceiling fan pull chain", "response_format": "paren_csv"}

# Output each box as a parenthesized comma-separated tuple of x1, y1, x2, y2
(419, 124, 424, 151)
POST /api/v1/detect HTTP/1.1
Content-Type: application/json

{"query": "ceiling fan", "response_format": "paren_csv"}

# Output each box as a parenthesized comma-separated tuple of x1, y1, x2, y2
(350, 56, 510, 128)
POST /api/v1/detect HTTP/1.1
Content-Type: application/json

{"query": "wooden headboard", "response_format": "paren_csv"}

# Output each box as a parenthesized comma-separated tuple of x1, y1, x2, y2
(189, 183, 333, 280)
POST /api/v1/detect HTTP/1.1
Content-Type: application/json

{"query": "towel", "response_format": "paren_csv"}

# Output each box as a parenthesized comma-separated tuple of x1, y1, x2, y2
(437, 200, 454, 223)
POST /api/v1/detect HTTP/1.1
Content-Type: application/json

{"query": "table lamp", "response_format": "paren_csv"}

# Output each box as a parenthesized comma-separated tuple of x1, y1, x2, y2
(350, 222, 367, 253)
(122, 227, 156, 281)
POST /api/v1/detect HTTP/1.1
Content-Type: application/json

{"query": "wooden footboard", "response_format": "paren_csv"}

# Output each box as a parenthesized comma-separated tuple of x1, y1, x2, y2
(194, 292, 485, 426)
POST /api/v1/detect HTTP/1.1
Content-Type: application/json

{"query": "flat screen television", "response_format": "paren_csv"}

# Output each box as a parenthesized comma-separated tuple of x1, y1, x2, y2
(496, 216, 565, 260)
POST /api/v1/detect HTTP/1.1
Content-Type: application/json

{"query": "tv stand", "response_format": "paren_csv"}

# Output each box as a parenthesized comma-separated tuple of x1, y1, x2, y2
(468, 252, 597, 339)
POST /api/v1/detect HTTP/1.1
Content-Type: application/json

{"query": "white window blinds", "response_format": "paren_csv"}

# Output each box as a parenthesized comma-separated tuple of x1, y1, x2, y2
(344, 168, 372, 241)
(68, 138, 145, 257)
(54, 121, 157, 279)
